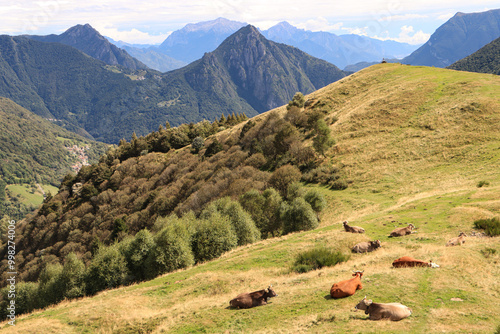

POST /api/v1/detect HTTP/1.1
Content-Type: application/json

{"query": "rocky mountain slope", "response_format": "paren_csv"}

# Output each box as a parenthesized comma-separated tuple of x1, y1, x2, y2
(28, 24, 148, 70)
(403, 9, 500, 67)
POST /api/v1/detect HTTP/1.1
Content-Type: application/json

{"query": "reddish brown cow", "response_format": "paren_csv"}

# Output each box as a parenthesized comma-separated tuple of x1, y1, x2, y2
(330, 270, 364, 299)
(392, 256, 440, 268)
(229, 286, 278, 309)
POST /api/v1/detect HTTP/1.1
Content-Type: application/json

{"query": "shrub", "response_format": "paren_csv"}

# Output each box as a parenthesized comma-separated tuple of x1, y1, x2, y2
(477, 180, 490, 188)
(473, 217, 500, 236)
(124, 229, 155, 281)
(201, 197, 260, 246)
(286, 182, 305, 201)
(60, 252, 86, 299)
(10, 282, 41, 316)
(85, 244, 129, 295)
(292, 247, 350, 273)
(287, 92, 305, 110)
(37, 263, 64, 307)
(312, 119, 335, 157)
(281, 197, 318, 234)
(304, 189, 326, 213)
(268, 164, 302, 197)
(191, 212, 237, 263)
(145, 216, 194, 279)
(239, 188, 283, 238)
(205, 139, 223, 157)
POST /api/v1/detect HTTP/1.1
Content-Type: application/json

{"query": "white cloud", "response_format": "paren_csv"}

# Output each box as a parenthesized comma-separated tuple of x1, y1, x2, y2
(437, 12, 455, 21)
(397, 25, 430, 44)
(380, 14, 428, 22)
(95, 25, 171, 44)
(295, 17, 343, 32)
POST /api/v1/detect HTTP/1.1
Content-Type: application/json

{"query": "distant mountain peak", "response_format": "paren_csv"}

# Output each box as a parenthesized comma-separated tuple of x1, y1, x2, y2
(27, 24, 148, 70)
(182, 17, 246, 33)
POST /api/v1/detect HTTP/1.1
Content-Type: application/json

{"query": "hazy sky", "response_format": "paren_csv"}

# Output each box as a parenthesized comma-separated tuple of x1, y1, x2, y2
(1, 1, 498, 45)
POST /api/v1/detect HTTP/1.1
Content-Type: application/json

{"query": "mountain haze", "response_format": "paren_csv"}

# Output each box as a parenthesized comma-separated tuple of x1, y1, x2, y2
(29, 24, 148, 70)
(403, 9, 500, 67)
(159, 18, 247, 64)
(263, 21, 418, 69)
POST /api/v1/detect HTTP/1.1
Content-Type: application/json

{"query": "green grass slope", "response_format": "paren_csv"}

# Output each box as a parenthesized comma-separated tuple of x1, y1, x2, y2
(2, 64, 499, 333)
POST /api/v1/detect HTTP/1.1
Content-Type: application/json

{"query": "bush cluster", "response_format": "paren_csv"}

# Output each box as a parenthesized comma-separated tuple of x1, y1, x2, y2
(473, 217, 500, 236)
(292, 246, 350, 273)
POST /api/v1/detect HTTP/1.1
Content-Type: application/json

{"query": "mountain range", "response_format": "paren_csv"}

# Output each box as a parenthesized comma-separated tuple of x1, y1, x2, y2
(0, 25, 345, 143)
(403, 9, 500, 67)
(117, 18, 418, 71)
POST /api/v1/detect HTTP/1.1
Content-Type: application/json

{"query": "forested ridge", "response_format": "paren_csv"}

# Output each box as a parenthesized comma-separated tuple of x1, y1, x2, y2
(0, 95, 344, 317)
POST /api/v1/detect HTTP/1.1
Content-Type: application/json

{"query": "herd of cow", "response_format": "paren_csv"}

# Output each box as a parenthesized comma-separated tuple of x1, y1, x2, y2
(229, 220, 468, 321)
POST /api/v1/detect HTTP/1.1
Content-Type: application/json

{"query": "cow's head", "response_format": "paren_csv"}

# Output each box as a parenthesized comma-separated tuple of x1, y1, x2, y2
(352, 270, 364, 278)
(408, 223, 415, 230)
(343, 221, 348, 226)
(428, 260, 440, 268)
(458, 232, 467, 237)
(266, 285, 278, 298)
(354, 296, 372, 312)
(370, 240, 382, 248)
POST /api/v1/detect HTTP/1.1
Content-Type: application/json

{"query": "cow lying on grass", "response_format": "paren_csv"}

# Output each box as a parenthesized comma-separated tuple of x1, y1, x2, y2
(229, 286, 278, 309)
(446, 232, 467, 246)
(354, 296, 412, 321)
(389, 223, 415, 237)
(352, 240, 381, 253)
(330, 270, 364, 299)
(392, 256, 440, 268)
(343, 221, 365, 233)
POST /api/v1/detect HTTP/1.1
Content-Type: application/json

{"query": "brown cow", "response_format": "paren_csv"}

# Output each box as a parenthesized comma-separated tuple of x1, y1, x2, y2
(229, 286, 278, 309)
(389, 224, 415, 237)
(354, 296, 412, 321)
(352, 240, 381, 253)
(330, 270, 364, 299)
(446, 232, 467, 246)
(343, 221, 365, 233)
(392, 256, 440, 268)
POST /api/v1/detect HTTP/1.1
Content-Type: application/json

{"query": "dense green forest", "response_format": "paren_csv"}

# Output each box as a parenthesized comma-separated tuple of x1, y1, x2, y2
(448, 37, 500, 74)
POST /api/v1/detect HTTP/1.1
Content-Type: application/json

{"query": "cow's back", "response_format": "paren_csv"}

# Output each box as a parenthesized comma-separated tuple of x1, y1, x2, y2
(369, 303, 411, 321)
(330, 278, 361, 298)
(393, 256, 429, 268)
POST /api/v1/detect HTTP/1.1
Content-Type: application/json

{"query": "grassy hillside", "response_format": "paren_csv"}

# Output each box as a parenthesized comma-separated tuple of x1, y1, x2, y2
(2, 64, 499, 333)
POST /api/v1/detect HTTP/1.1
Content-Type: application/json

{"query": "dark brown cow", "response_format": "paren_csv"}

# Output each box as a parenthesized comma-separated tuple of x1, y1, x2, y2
(352, 240, 381, 253)
(229, 286, 278, 309)
(392, 256, 440, 268)
(330, 270, 364, 299)
(389, 224, 415, 237)
(343, 221, 365, 233)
